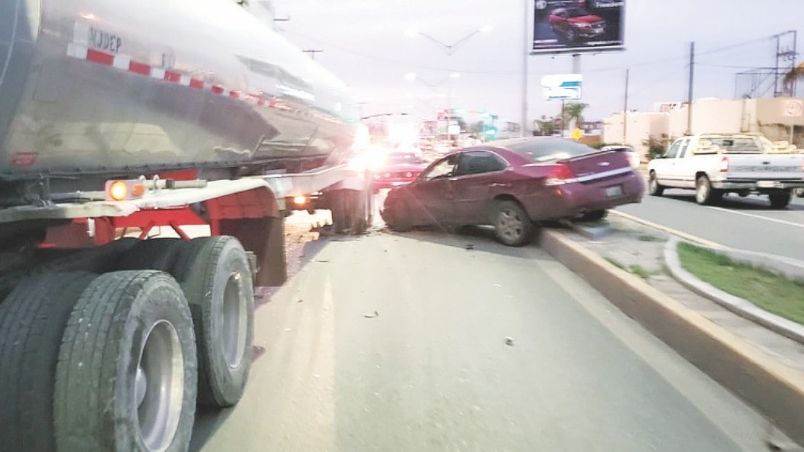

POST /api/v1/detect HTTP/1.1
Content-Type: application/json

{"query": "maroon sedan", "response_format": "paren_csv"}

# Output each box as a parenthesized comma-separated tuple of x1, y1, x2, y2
(372, 152, 427, 191)
(381, 138, 644, 246)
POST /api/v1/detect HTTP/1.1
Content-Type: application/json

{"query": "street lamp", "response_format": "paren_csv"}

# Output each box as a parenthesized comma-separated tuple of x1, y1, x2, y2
(405, 25, 494, 56)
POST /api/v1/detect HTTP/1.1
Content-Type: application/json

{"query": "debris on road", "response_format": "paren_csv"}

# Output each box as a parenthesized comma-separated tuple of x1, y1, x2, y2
(297, 299, 304, 303)
(504, 337, 514, 346)
(363, 310, 380, 319)
(465, 244, 475, 251)
(315, 259, 331, 263)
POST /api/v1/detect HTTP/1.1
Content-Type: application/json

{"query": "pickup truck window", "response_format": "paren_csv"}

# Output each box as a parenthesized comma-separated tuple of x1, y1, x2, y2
(700, 137, 762, 154)
(664, 141, 681, 159)
(678, 139, 691, 158)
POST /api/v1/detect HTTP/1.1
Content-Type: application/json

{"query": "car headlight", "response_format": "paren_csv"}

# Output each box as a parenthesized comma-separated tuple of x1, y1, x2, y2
(405, 172, 413, 178)
(577, 23, 591, 28)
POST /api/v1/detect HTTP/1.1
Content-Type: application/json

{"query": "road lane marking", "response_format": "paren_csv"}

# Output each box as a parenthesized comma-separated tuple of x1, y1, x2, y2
(610, 210, 723, 248)
(537, 260, 770, 449)
(707, 206, 804, 230)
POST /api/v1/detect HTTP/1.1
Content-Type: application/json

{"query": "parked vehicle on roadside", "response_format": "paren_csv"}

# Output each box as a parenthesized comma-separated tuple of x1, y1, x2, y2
(548, 7, 606, 42)
(381, 137, 645, 246)
(647, 134, 804, 208)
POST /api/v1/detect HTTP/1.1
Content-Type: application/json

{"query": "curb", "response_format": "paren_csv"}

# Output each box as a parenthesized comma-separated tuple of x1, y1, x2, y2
(664, 238, 804, 345)
(540, 229, 804, 446)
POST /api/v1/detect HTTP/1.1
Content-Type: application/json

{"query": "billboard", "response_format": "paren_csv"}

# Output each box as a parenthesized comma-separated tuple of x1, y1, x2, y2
(532, 0, 625, 54)
(541, 74, 583, 101)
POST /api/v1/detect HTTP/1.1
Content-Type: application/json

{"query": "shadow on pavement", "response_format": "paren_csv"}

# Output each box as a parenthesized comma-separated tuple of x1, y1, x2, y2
(663, 193, 804, 211)
(189, 406, 235, 452)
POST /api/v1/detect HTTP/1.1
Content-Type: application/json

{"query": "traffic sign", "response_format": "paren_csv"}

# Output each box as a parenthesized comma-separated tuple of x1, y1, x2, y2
(570, 128, 584, 141)
(541, 74, 583, 101)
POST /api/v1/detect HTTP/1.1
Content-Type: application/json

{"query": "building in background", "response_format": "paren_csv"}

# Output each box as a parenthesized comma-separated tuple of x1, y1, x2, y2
(603, 97, 804, 159)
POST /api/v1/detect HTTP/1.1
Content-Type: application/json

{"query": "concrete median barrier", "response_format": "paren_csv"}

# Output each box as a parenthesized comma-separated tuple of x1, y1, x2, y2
(540, 229, 804, 446)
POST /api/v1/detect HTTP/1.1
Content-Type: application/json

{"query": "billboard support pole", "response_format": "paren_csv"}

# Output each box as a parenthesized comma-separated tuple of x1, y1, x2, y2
(686, 41, 695, 135)
(522, 0, 530, 137)
(623, 68, 630, 145)
(572, 53, 581, 74)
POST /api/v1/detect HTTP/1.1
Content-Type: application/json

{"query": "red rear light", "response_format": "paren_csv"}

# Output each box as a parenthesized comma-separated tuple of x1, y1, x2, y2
(719, 156, 729, 172)
(545, 163, 577, 186)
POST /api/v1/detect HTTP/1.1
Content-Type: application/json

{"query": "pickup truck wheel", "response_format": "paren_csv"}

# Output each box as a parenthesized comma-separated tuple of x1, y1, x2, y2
(648, 172, 664, 196)
(493, 200, 534, 247)
(695, 175, 720, 205)
(0, 272, 97, 452)
(174, 236, 254, 408)
(54, 271, 196, 452)
(769, 191, 792, 209)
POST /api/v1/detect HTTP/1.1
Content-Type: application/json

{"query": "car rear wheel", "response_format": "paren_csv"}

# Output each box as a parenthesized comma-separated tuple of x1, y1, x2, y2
(493, 200, 534, 247)
(695, 175, 721, 205)
(648, 172, 664, 196)
(769, 191, 792, 209)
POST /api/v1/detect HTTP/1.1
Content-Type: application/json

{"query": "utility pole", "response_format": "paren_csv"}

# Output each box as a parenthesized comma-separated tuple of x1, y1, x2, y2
(686, 41, 695, 135)
(623, 68, 630, 145)
(522, 0, 530, 137)
(303, 49, 324, 60)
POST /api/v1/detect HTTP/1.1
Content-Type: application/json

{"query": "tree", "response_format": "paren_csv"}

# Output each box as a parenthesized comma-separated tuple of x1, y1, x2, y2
(533, 118, 556, 136)
(563, 102, 588, 128)
(783, 62, 804, 95)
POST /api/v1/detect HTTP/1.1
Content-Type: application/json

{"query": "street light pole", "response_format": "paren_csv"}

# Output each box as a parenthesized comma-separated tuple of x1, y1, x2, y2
(522, 0, 529, 137)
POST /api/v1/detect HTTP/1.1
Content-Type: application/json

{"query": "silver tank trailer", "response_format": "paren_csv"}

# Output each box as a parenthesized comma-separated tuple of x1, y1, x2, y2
(0, 0, 358, 180)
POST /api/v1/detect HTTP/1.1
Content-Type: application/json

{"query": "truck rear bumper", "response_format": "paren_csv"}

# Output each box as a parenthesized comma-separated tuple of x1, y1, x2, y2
(712, 180, 804, 190)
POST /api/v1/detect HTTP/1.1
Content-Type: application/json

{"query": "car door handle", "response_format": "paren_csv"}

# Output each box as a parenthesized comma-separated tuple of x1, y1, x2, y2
(490, 183, 511, 188)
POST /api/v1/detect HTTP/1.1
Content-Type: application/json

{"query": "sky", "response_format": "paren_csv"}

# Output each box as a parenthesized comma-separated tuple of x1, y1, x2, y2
(271, 0, 803, 125)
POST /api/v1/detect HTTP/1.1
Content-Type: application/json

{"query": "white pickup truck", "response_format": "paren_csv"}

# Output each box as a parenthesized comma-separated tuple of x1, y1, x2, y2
(648, 134, 804, 208)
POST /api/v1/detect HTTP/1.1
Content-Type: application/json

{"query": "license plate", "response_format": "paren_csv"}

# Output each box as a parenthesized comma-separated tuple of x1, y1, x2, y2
(757, 180, 777, 188)
(605, 185, 623, 197)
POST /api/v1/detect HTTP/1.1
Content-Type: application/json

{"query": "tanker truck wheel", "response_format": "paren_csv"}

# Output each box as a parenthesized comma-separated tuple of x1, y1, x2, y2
(330, 189, 372, 234)
(0, 272, 97, 452)
(173, 236, 255, 408)
(54, 271, 197, 452)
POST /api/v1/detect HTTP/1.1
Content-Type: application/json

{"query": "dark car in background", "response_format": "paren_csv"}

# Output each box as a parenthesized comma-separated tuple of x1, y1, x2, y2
(548, 7, 606, 41)
(381, 138, 644, 246)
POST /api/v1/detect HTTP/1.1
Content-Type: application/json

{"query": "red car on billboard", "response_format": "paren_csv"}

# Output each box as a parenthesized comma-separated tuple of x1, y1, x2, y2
(548, 7, 606, 42)
(381, 138, 644, 246)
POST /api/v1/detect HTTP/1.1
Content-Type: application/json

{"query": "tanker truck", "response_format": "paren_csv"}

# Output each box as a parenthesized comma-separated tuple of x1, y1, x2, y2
(0, 1, 371, 451)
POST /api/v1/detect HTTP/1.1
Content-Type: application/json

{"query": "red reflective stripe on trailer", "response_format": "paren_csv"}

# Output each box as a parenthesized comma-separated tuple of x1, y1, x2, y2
(189, 78, 204, 89)
(164, 70, 182, 82)
(129, 60, 151, 76)
(205, 188, 278, 220)
(211, 84, 225, 94)
(229, 90, 241, 98)
(86, 49, 114, 65)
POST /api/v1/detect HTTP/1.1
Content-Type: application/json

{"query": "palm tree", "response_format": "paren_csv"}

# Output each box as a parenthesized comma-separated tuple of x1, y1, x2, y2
(562, 102, 588, 131)
(783, 63, 804, 95)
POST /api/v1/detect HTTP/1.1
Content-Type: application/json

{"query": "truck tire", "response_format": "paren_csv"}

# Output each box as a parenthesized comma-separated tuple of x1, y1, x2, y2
(769, 191, 792, 209)
(493, 200, 534, 247)
(648, 171, 664, 196)
(173, 236, 254, 408)
(330, 189, 372, 234)
(0, 272, 97, 452)
(54, 271, 197, 452)
(695, 175, 721, 205)
(116, 238, 188, 272)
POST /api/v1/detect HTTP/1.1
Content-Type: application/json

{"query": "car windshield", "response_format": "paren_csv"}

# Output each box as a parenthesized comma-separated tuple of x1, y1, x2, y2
(498, 138, 595, 162)
(387, 153, 424, 164)
(566, 7, 591, 17)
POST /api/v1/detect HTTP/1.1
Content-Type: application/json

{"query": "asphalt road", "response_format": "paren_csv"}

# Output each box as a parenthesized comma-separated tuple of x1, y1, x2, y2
(618, 190, 804, 261)
(191, 218, 774, 452)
